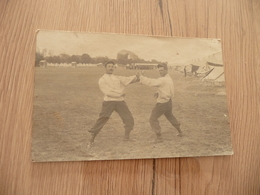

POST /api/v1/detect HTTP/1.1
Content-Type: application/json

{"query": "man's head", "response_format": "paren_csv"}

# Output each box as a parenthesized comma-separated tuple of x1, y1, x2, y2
(158, 63, 168, 77)
(104, 61, 115, 74)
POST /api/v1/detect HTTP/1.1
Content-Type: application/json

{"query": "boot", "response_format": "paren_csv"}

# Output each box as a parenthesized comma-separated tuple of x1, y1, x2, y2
(123, 131, 135, 141)
(175, 125, 183, 136)
(153, 134, 163, 143)
(88, 133, 97, 148)
(123, 131, 130, 141)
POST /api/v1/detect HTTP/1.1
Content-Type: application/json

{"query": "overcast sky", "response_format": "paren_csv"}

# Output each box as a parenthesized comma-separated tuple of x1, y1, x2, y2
(36, 30, 222, 65)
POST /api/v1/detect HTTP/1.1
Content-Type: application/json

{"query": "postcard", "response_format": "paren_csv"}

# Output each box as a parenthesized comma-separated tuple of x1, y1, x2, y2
(32, 30, 233, 162)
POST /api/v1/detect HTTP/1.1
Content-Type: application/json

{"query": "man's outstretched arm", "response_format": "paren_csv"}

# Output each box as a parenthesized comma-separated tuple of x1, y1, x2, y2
(129, 75, 140, 84)
(137, 72, 164, 87)
(117, 75, 138, 85)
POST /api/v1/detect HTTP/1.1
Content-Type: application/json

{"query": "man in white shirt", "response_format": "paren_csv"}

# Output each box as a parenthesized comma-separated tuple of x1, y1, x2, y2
(88, 61, 139, 147)
(138, 63, 182, 143)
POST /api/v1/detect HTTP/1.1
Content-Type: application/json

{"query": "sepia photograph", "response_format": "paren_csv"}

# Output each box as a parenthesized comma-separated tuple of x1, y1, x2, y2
(32, 30, 233, 162)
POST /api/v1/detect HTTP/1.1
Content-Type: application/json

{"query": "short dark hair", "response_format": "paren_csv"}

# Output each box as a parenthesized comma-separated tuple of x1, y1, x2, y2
(157, 63, 168, 70)
(104, 61, 115, 67)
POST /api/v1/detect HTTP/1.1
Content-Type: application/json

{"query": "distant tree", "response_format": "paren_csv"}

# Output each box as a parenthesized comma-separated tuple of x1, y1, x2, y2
(70, 55, 80, 63)
(35, 52, 44, 66)
(59, 53, 70, 63)
(100, 56, 110, 64)
(48, 50, 54, 57)
(53, 56, 61, 64)
(81, 53, 92, 63)
(46, 55, 61, 64)
(92, 56, 110, 64)
(45, 56, 51, 63)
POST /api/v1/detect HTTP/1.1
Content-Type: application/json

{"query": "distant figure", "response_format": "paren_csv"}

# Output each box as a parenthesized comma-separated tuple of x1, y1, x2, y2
(137, 63, 182, 143)
(184, 66, 187, 77)
(88, 61, 139, 147)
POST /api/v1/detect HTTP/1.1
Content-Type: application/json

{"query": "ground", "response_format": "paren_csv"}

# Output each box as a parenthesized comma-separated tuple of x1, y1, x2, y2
(32, 66, 233, 162)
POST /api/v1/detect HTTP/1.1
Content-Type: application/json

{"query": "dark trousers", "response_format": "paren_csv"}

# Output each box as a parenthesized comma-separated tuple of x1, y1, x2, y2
(89, 101, 134, 135)
(149, 99, 180, 135)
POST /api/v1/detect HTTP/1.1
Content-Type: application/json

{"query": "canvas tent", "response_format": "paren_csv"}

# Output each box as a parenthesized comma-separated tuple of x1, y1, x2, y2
(188, 59, 211, 77)
(39, 60, 47, 68)
(71, 62, 77, 68)
(202, 52, 225, 82)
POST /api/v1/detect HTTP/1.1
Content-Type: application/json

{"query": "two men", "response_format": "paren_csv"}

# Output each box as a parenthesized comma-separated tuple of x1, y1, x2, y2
(89, 61, 182, 146)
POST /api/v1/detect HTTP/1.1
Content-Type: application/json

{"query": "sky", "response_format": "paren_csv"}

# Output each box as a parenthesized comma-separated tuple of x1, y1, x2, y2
(36, 30, 222, 65)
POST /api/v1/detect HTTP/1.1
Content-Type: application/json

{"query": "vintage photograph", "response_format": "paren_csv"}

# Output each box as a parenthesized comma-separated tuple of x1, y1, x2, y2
(32, 30, 233, 162)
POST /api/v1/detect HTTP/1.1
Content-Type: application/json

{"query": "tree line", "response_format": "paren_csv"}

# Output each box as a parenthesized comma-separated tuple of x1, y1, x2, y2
(36, 52, 112, 66)
(35, 51, 164, 66)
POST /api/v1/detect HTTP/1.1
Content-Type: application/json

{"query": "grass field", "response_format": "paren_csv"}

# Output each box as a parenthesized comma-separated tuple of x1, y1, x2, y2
(32, 66, 233, 162)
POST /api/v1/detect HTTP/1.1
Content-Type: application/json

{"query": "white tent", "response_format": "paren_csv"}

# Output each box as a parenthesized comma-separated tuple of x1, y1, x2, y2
(203, 67, 224, 81)
(193, 59, 211, 75)
(202, 52, 225, 82)
(186, 58, 211, 76)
